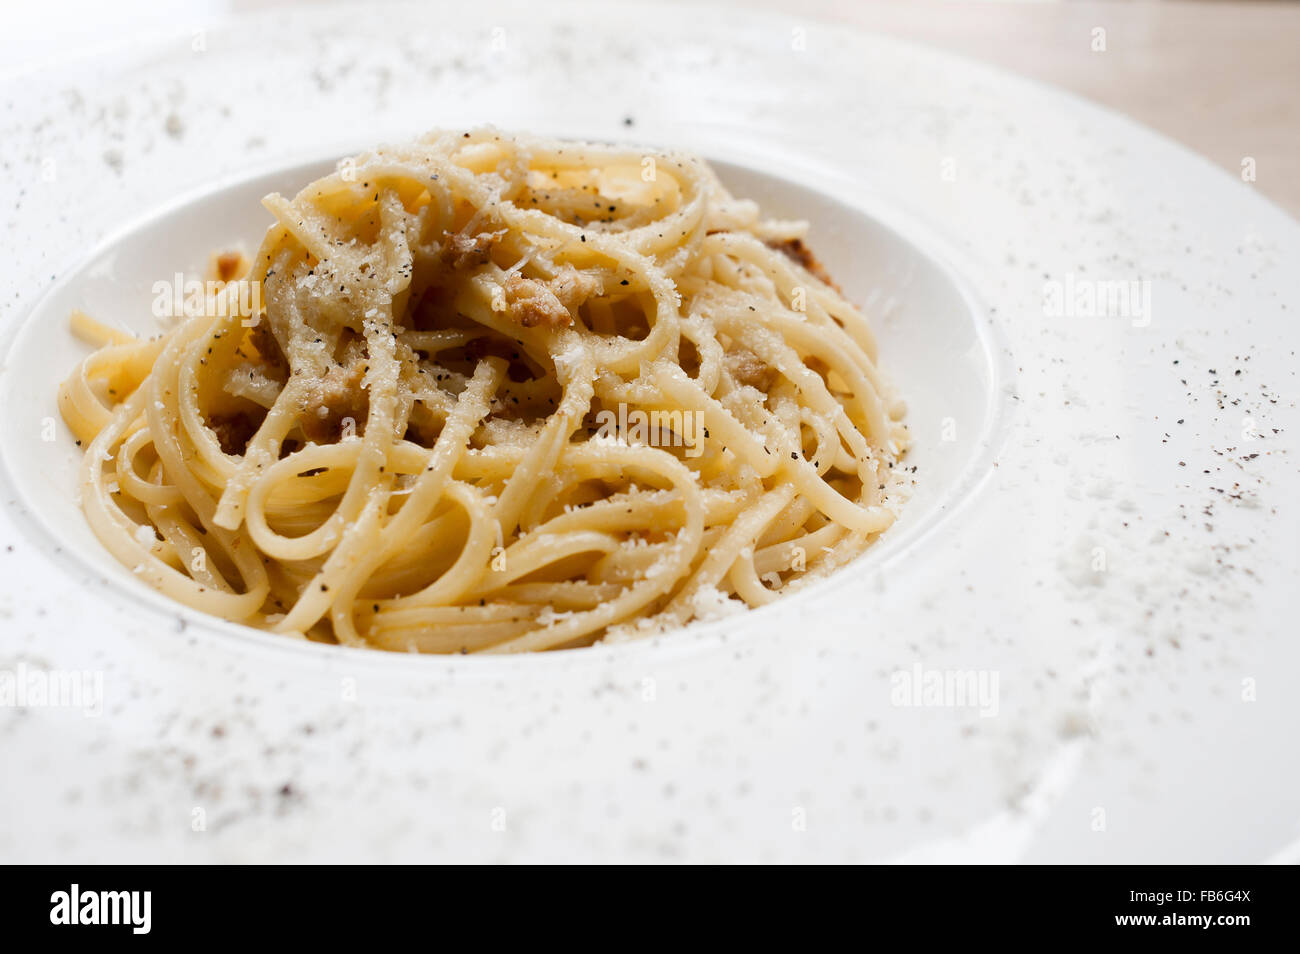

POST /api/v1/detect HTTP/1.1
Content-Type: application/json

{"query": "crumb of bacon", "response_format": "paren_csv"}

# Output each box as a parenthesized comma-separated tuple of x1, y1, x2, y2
(442, 227, 506, 270)
(214, 251, 246, 283)
(767, 237, 840, 292)
(502, 266, 601, 328)
(298, 349, 369, 442)
(246, 320, 286, 374)
(724, 347, 777, 391)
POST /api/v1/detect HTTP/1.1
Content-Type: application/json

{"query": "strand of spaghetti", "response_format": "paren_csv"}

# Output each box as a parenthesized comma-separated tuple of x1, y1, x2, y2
(57, 336, 167, 443)
(270, 194, 415, 631)
(482, 443, 706, 652)
(142, 313, 270, 614)
(80, 362, 267, 617)
(115, 428, 182, 506)
(321, 359, 504, 642)
(663, 483, 796, 621)
(212, 246, 308, 530)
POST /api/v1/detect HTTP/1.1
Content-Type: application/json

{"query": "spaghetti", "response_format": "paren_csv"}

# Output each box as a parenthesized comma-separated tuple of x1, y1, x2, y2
(58, 129, 910, 652)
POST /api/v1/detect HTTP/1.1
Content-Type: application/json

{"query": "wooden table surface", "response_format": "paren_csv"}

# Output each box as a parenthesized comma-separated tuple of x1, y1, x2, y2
(731, 0, 1300, 219)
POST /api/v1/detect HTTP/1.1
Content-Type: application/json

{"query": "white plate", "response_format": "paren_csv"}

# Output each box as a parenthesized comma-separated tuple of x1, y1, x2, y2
(3, 154, 1001, 659)
(0, 0, 1296, 863)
